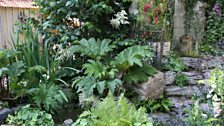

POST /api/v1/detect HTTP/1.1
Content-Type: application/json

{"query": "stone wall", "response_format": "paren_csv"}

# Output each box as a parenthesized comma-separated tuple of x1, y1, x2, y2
(173, 0, 185, 48)
(150, 56, 224, 125)
(172, 0, 207, 49)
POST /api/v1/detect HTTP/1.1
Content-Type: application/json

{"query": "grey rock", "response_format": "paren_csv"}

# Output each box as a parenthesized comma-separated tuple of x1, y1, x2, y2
(200, 103, 211, 114)
(169, 97, 192, 108)
(149, 113, 180, 126)
(181, 57, 207, 70)
(64, 119, 73, 126)
(133, 71, 165, 100)
(165, 71, 176, 85)
(200, 84, 212, 95)
(181, 56, 224, 70)
(202, 70, 210, 79)
(0, 108, 12, 121)
(182, 71, 203, 85)
(206, 57, 224, 68)
(165, 86, 203, 97)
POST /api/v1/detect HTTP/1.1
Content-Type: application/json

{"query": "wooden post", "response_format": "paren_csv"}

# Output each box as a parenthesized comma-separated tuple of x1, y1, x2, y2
(158, 30, 164, 70)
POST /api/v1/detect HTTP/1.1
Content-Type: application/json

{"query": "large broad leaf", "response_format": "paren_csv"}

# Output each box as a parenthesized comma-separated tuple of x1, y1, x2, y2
(123, 64, 157, 84)
(68, 38, 114, 59)
(83, 60, 118, 79)
(73, 76, 122, 97)
(107, 79, 122, 93)
(83, 60, 107, 78)
(111, 45, 154, 71)
(8, 61, 25, 78)
(73, 76, 98, 97)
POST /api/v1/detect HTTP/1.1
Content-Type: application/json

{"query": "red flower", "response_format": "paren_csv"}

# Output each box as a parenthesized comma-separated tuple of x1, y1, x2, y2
(144, 4, 150, 12)
(157, 10, 162, 15)
(154, 17, 159, 24)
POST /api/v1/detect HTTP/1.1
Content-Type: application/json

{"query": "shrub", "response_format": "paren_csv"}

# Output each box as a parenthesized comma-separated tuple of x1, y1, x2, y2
(137, 96, 173, 113)
(32, 83, 68, 113)
(175, 73, 188, 87)
(163, 52, 187, 72)
(184, 102, 217, 126)
(7, 105, 54, 126)
(73, 94, 153, 126)
(71, 39, 156, 97)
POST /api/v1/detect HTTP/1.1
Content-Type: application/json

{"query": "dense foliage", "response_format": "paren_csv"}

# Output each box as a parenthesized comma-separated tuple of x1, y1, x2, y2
(137, 96, 173, 113)
(175, 73, 188, 87)
(163, 52, 187, 72)
(7, 105, 54, 126)
(73, 94, 153, 126)
(33, 0, 133, 44)
(70, 38, 156, 97)
(202, 2, 224, 55)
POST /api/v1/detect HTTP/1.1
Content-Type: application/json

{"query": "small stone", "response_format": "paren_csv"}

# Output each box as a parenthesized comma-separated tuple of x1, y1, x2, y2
(0, 108, 12, 121)
(200, 103, 211, 114)
(200, 84, 212, 95)
(164, 71, 176, 85)
(169, 97, 192, 108)
(64, 119, 73, 126)
(149, 113, 179, 125)
(202, 70, 210, 79)
(182, 71, 203, 85)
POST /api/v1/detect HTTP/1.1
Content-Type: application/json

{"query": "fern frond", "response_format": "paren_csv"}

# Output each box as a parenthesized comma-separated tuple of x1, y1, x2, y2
(74, 94, 153, 126)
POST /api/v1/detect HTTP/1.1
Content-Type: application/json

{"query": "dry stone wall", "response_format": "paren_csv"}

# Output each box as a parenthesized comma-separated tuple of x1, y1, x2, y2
(150, 56, 224, 125)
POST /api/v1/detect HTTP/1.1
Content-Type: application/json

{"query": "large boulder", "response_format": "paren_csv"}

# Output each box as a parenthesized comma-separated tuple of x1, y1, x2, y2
(133, 71, 165, 100)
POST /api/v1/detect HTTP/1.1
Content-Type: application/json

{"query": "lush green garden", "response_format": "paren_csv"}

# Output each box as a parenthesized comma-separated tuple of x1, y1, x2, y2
(1, 0, 224, 125)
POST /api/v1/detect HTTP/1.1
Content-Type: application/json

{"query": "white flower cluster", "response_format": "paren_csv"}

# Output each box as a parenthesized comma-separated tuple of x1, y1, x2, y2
(110, 10, 130, 29)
